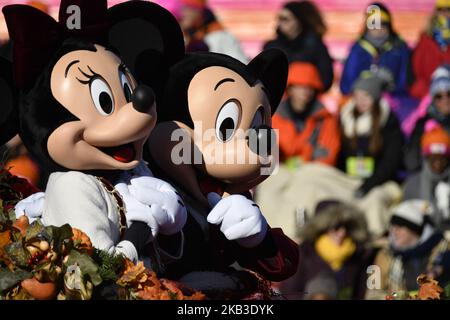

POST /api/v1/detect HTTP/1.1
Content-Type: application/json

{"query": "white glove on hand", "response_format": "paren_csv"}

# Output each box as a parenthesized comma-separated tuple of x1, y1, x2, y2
(435, 182, 450, 220)
(115, 182, 158, 237)
(207, 192, 268, 248)
(116, 176, 187, 236)
(14, 192, 45, 223)
(129, 176, 187, 235)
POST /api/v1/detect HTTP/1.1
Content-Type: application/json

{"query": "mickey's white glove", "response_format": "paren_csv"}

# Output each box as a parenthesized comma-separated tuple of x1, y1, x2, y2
(14, 192, 45, 223)
(116, 176, 187, 237)
(207, 192, 268, 248)
(115, 182, 155, 235)
(435, 182, 450, 220)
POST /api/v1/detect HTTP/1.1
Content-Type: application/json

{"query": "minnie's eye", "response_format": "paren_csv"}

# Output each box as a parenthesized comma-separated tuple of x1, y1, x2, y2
(90, 78, 114, 116)
(215, 100, 240, 142)
(251, 107, 265, 128)
(120, 70, 133, 103)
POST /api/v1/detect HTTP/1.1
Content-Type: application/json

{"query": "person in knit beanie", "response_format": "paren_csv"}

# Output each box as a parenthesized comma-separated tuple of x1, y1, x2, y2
(405, 125, 450, 191)
(405, 65, 450, 172)
(389, 200, 431, 249)
(271, 62, 340, 165)
(338, 71, 403, 198)
(404, 125, 450, 228)
(429, 64, 450, 95)
(351, 71, 387, 102)
(366, 199, 450, 299)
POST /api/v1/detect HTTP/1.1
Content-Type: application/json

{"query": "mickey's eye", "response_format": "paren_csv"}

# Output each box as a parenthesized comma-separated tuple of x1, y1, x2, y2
(215, 100, 240, 142)
(120, 70, 133, 103)
(251, 107, 265, 128)
(90, 78, 114, 116)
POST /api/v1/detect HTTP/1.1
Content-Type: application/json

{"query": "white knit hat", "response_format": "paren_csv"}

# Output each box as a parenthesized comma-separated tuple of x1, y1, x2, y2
(390, 199, 432, 235)
(430, 65, 450, 97)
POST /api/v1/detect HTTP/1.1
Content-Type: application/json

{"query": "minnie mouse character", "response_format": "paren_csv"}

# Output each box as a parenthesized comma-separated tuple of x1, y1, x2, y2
(147, 50, 299, 287)
(3, 0, 187, 265)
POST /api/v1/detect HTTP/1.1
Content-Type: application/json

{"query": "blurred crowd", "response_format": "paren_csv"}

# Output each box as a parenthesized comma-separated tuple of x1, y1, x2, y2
(255, 0, 450, 300)
(2, 0, 450, 300)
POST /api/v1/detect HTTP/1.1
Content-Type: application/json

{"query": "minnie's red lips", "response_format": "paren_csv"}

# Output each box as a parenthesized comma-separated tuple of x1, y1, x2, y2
(101, 144, 136, 163)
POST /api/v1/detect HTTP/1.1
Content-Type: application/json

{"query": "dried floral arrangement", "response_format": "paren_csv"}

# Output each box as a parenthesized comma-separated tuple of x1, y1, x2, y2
(0, 168, 205, 300)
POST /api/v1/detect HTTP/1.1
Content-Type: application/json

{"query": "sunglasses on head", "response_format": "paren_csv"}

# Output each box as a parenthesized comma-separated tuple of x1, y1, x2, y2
(435, 90, 450, 100)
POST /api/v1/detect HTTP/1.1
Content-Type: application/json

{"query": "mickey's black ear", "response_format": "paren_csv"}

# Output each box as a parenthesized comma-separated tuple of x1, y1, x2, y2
(107, 1, 185, 98)
(247, 49, 288, 115)
(0, 57, 18, 146)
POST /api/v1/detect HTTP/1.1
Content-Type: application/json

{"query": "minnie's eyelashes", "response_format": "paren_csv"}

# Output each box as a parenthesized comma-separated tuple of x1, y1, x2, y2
(87, 65, 100, 77)
(77, 66, 94, 79)
(76, 64, 130, 86)
(76, 77, 90, 85)
(76, 65, 99, 84)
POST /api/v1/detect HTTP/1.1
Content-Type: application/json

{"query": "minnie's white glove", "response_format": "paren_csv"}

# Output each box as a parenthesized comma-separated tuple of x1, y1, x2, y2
(115, 176, 187, 236)
(435, 182, 450, 220)
(207, 192, 268, 248)
(14, 192, 45, 223)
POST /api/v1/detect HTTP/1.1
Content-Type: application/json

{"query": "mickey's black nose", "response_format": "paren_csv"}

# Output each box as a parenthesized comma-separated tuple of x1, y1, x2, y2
(247, 124, 276, 156)
(132, 85, 155, 114)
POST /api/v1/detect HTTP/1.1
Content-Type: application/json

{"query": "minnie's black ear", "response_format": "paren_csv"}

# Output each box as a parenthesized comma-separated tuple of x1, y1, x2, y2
(107, 1, 185, 98)
(247, 49, 288, 115)
(0, 57, 18, 145)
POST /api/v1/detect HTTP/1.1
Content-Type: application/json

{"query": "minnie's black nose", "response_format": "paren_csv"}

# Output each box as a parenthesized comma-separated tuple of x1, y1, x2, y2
(247, 124, 276, 156)
(132, 85, 155, 114)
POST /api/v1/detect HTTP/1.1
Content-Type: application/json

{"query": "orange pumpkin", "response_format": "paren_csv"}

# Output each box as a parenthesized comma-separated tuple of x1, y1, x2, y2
(21, 278, 58, 300)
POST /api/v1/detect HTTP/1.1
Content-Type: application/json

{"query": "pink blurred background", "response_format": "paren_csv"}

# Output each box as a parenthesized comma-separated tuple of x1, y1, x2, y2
(0, 0, 437, 61)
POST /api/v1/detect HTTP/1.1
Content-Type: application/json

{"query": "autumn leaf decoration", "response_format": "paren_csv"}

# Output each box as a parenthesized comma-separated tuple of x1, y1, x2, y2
(117, 260, 205, 300)
(71, 228, 93, 256)
(0, 230, 13, 270)
(385, 274, 446, 300)
(417, 274, 444, 300)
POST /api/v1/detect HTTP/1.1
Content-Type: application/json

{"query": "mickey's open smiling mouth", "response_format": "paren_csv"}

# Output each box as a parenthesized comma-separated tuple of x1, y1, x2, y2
(100, 143, 136, 163)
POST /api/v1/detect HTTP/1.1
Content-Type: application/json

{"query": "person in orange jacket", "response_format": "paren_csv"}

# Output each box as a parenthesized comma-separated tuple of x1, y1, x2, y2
(272, 62, 341, 166)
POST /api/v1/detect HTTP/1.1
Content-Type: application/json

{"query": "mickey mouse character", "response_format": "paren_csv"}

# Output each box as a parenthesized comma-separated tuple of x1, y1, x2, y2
(147, 50, 299, 285)
(3, 0, 187, 265)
